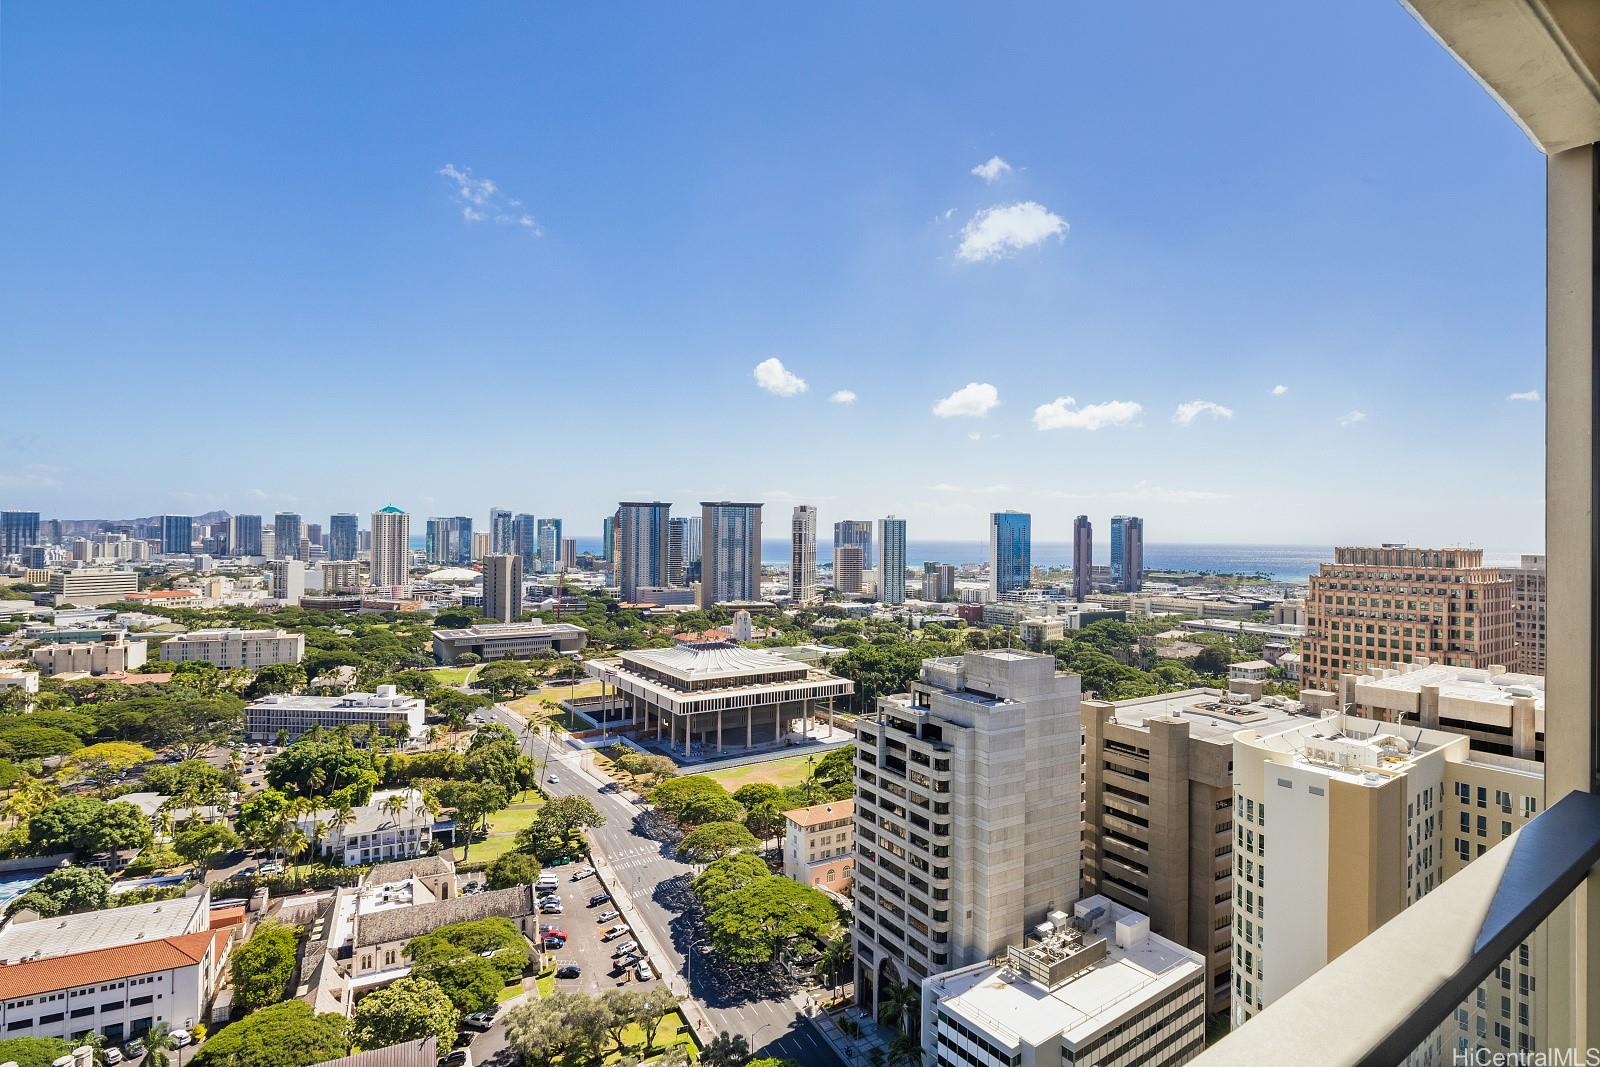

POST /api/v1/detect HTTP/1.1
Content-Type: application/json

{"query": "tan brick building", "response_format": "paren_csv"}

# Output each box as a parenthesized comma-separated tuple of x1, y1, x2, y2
(1301, 546, 1515, 693)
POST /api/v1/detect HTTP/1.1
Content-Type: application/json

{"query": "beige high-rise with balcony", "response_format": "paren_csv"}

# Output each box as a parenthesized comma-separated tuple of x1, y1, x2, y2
(852, 650, 1082, 1013)
(1301, 545, 1515, 693)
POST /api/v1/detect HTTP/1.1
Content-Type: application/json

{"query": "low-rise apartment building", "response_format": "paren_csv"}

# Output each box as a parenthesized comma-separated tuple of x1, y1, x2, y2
(919, 895, 1206, 1067)
(783, 799, 853, 891)
(245, 685, 424, 743)
(31, 633, 147, 676)
(430, 619, 588, 665)
(853, 650, 1082, 1012)
(158, 627, 305, 670)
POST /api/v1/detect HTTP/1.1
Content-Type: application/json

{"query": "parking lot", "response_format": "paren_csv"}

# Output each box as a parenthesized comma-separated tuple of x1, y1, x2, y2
(536, 863, 663, 996)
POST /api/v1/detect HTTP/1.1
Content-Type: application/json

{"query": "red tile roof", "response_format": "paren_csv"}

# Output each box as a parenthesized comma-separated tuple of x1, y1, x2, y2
(0, 928, 226, 1000)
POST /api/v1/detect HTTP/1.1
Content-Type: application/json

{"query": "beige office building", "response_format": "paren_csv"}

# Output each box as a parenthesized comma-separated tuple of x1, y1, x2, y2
(481, 553, 523, 624)
(1082, 688, 1314, 1016)
(1230, 713, 1547, 1059)
(783, 799, 853, 891)
(159, 627, 305, 669)
(834, 544, 864, 596)
(853, 650, 1082, 1013)
(1343, 660, 1544, 761)
(370, 506, 411, 593)
(1301, 545, 1515, 692)
(47, 568, 139, 607)
(32, 633, 148, 676)
(1503, 554, 1547, 675)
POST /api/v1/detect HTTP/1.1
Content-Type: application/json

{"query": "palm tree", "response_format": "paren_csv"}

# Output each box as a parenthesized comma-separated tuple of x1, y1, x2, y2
(816, 935, 853, 999)
(380, 792, 408, 824)
(887, 1033, 921, 1067)
(878, 979, 919, 1035)
(326, 803, 353, 857)
(145, 1022, 176, 1067)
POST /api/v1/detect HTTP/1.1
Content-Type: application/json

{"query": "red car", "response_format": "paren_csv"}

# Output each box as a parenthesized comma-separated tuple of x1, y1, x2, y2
(539, 926, 567, 939)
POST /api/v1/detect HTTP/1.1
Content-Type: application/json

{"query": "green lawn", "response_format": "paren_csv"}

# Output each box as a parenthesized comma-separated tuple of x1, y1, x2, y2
(704, 752, 819, 792)
(453, 799, 544, 865)
(602, 1010, 697, 1064)
(430, 664, 481, 686)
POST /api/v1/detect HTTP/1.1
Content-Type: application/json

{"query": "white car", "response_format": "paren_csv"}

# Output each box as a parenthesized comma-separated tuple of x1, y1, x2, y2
(635, 959, 654, 981)
(170, 1030, 192, 1048)
(548, 774, 560, 784)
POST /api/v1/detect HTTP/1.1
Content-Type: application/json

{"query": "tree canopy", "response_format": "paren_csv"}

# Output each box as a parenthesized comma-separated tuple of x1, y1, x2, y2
(230, 922, 299, 1012)
(675, 821, 760, 864)
(27, 796, 152, 857)
(192, 1002, 350, 1067)
(351, 976, 459, 1051)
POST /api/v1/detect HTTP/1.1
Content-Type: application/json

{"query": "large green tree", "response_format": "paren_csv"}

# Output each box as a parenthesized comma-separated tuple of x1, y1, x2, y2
(230, 922, 299, 1012)
(675, 821, 760, 864)
(27, 796, 153, 857)
(351, 976, 459, 1051)
(0, 1039, 74, 1067)
(173, 822, 241, 876)
(514, 795, 603, 861)
(486, 851, 542, 889)
(648, 775, 732, 822)
(191, 1002, 349, 1067)
(265, 741, 378, 801)
(702, 875, 837, 965)
(4, 866, 111, 919)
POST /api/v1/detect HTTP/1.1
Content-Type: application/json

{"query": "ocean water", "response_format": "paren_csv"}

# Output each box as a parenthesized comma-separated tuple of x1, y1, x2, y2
(426, 536, 1531, 584)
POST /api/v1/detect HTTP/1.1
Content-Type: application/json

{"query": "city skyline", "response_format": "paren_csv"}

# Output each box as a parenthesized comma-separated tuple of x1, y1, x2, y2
(0, 4, 1544, 547)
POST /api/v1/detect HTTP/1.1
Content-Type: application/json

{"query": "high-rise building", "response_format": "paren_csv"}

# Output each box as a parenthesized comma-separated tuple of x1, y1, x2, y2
(537, 518, 563, 574)
(602, 511, 620, 577)
(853, 650, 1083, 1005)
(470, 531, 491, 560)
(328, 513, 358, 562)
(833, 520, 873, 572)
(489, 508, 513, 555)
(699, 502, 762, 607)
(791, 506, 818, 605)
(668, 516, 702, 586)
(159, 515, 193, 556)
(512, 514, 539, 571)
(230, 514, 264, 557)
(1082, 689, 1311, 1016)
(268, 559, 306, 602)
(877, 516, 907, 605)
(1504, 554, 1548, 675)
(1, 512, 40, 557)
(273, 513, 302, 561)
(988, 511, 1032, 598)
(618, 503, 671, 601)
(321, 561, 362, 594)
(482, 554, 524, 624)
(425, 516, 472, 566)
(1110, 515, 1144, 592)
(560, 538, 576, 572)
(370, 506, 411, 592)
(306, 523, 323, 551)
(1230, 711, 1546, 1058)
(834, 544, 865, 595)
(921, 562, 955, 601)
(1073, 515, 1093, 601)
(1301, 545, 1516, 693)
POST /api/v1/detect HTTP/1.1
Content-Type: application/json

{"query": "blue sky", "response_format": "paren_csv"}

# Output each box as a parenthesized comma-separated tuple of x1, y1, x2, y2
(0, 3, 1545, 549)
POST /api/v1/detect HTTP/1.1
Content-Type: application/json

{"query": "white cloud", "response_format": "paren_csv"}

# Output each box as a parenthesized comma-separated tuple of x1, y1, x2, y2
(932, 382, 1000, 418)
(753, 357, 809, 396)
(1172, 400, 1234, 426)
(956, 202, 1067, 262)
(967, 431, 983, 441)
(1338, 409, 1367, 426)
(1506, 390, 1541, 402)
(1272, 384, 1288, 396)
(1033, 397, 1143, 431)
(439, 164, 541, 236)
(829, 390, 857, 405)
(970, 156, 1013, 183)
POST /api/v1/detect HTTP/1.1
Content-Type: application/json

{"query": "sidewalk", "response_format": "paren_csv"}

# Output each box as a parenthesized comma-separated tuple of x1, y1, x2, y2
(810, 1007, 894, 1067)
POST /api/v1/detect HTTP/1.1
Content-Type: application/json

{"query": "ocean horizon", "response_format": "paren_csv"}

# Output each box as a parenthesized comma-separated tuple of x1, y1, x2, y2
(413, 538, 1536, 584)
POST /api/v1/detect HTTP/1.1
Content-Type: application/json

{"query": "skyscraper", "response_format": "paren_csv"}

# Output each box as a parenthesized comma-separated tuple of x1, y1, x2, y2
(1073, 515, 1093, 601)
(834, 544, 865, 595)
(370, 506, 410, 592)
(512, 514, 539, 570)
(489, 508, 513, 555)
(878, 516, 907, 605)
(988, 511, 1032, 597)
(537, 518, 563, 574)
(482, 553, 523, 624)
(230, 514, 264, 557)
(160, 515, 193, 556)
(700, 502, 762, 607)
(306, 523, 323, 551)
(1, 511, 40, 557)
(425, 517, 472, 565)
(618, 503, 671, 601)
(1110, 514, 1144, 592)
(921, 561, 955, 601)
(328, 513, 358, 562)
(668, 516, 702, 586)
(791, 506, 818, 605)
(560, 538, 576, 572)
(273, 513, 302, 561)
(833, 520, 873, 572)
(267, 559, 305, 602)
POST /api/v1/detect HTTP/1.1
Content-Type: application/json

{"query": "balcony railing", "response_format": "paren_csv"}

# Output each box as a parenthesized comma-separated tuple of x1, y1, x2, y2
(1193, 790, 1600, 1066)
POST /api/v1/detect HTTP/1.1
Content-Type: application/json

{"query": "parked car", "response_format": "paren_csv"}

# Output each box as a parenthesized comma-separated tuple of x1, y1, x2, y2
(538, 925, 565, 938)
(540, 902, 563, 914)
(169, 1031, 192, 1048)
(588, 892, 611, 907)
(635, 959, 654, 981)
(555, 964, 582, 979)
(601, 925, 629, 941)
(570, 867, 596, 881)
(259, 861, 284, 875)
(443, 1049, 472, 1067)
(612, 940, 639, 957)
(124, 1039, 146, 1059)
(462, 1011, 496, 1032)
(103, 1049, 123, 1065)
(542, 936, 566, 950)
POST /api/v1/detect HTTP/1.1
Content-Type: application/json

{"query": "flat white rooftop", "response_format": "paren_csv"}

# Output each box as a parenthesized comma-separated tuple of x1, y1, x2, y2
(1355, 662, 1544, 712)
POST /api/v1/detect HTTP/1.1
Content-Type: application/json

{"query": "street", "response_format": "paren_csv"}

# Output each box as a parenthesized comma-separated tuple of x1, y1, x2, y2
(483, 704, 843, 1067)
